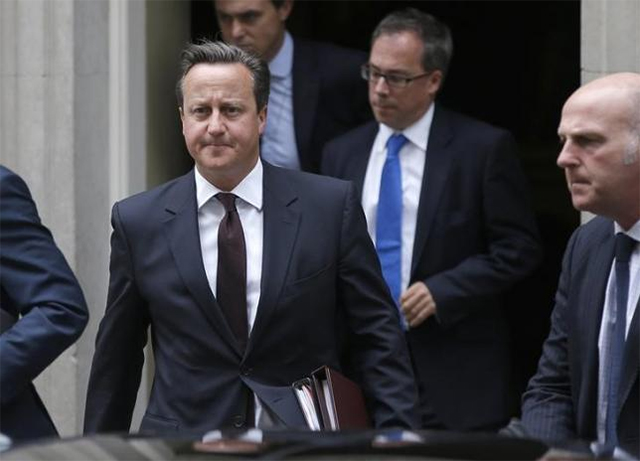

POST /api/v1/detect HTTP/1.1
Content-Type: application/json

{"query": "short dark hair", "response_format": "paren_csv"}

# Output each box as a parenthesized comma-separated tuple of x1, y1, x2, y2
(176, 40, 270, 111)
(372, 8, 453, 81)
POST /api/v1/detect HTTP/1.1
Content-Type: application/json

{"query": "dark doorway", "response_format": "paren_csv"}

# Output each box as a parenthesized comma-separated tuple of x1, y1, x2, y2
(190, 0, 580, 417)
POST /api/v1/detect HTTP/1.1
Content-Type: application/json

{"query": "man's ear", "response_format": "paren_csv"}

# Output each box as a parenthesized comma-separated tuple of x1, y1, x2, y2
(258, 105, 268, 135)
(277, 0, 294, 22)
(179, 106, 187, 135)
(624, 135, 640, 165)
(427, 70, 443, 97)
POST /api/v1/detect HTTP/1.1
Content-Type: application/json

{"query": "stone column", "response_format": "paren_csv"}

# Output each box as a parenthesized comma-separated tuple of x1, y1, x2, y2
(0, 0, 146, 435)
(582, 0, 640, 80)
(580, 0, 640, 224)
(0, 0, 111, 436)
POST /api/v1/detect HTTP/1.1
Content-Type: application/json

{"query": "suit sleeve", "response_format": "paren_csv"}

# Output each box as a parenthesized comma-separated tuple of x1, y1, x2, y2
(425, 132, 543, 327)
(84, 202, 150, 434)
(520, 229, 578, 441)
(337, 182, 420, 429)
(0, 170, 88, 405)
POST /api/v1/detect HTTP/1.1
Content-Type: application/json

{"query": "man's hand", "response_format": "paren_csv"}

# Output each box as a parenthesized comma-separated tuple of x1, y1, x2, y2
(400, 282, 437, 328)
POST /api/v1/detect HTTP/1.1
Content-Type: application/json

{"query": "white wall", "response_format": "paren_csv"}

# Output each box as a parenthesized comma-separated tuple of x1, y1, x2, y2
(0, 0, 146, 435)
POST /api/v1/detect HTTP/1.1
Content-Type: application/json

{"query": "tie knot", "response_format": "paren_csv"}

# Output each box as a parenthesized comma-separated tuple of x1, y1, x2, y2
(216, 193, 238, 213)
(386, 133, 408, 159)
(615, 233, 637, 263)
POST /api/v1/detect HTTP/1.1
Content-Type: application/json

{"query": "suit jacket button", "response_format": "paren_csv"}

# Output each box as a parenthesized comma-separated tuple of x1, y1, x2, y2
(241, 367, 252, 376)
(232, 415, 245, 428)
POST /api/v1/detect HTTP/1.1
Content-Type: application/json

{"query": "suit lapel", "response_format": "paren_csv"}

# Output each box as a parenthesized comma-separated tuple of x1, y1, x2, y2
(582, 232, 612, 355)
(292, 40, 320, 170)
(579, 228, 614, 425)
(348, 123, 378, 195)
(162, 172, 241, 356)
(411, 106, 455, 275)
(247, 163, 300, 353)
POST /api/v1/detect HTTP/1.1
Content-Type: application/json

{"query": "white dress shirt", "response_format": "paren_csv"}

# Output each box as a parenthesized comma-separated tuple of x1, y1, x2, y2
(195, 161, 263, 331)
(195, 161, 267, 426)
(594, 220, 640, 455)
(361, 104, 434, 294)
(261, 32, 300, 170)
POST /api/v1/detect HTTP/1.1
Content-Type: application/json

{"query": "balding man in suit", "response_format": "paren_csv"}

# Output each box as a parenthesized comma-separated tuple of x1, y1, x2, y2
(522, 73, 640, 458)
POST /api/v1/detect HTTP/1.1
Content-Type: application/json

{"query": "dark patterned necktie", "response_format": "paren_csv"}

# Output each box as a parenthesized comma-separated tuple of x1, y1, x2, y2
(603, 233, 636, 453)
(216, 193, 248, 351)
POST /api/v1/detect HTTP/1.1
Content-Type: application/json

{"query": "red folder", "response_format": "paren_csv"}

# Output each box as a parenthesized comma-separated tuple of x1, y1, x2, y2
(292, 366, 371, 430)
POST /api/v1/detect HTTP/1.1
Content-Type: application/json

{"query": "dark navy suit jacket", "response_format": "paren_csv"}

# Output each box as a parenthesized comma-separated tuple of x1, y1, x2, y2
(522, 217, 639, 457)
(0, 166, 88, 441)
(84, 162, 420, 436)
(292, 39, 370, 173)
(321, 106, 542, 430)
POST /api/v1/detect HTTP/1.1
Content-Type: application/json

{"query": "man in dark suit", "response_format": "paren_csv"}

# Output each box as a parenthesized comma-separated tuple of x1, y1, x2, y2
(84, 41, 419, 436)
(521, 73, 640, 458)
(214, 0, 370, 173)
(322, 9, 542, 431)
(0, 166, 88, 442)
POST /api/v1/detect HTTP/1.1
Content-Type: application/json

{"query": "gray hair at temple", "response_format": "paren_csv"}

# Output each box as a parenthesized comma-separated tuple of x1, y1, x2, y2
(372, 8, 453, 82)
(176, 40, 270, 112)
(625, 90, 640, 164)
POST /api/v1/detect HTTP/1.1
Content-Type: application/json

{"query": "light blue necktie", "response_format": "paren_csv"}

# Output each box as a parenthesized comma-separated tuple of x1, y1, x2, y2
(376, 133, 408, 328)
(603, 233, 636, 454)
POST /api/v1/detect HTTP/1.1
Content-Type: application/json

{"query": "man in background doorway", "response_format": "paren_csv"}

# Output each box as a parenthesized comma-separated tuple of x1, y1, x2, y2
(322, 8, 542, 431)
(214, 0, 371, 173)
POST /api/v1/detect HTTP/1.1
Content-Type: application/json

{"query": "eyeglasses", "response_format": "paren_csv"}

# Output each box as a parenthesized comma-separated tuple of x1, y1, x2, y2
(361, 64, 431, 89)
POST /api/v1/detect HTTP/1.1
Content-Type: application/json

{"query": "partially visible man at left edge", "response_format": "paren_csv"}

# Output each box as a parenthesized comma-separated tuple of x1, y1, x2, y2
(0, 166, 89, 442)
(84, 41, 419, 436)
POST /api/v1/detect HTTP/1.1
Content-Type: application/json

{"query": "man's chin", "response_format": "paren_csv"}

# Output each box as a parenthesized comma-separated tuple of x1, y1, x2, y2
(570, 195, 594, 214)
(200, 144, 232, 156)
(374, 114, 404, 131)
(233, 42, 258, 54)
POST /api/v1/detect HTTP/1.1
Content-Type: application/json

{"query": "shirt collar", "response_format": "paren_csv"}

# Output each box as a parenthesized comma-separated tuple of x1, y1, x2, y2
(194, 160, 263, 211)
(268, 31, 293, 79)
(378, 103, 435, 152)
(614, 219, 640, 241)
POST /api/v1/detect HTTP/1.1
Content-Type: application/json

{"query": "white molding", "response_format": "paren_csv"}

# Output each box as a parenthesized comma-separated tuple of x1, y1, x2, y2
(109, 0, 129, 204)
(108, 0, 150, 431)
(580, 0, 640, 225)
(109, 0, 147, 204)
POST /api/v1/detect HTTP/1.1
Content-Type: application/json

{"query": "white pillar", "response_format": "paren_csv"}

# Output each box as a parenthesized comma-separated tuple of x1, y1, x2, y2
(580, 0, 640, 224)
(0, 0, 94, 436)
(0, 0, 146, 435)
(582, 0, 640, 80)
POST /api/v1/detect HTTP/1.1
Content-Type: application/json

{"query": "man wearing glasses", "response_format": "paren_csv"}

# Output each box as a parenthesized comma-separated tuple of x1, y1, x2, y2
(322, 8, 542, 432)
